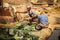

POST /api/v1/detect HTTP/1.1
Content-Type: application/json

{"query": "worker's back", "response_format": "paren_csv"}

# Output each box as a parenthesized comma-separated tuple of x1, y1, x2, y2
(38, 14, 48, 26)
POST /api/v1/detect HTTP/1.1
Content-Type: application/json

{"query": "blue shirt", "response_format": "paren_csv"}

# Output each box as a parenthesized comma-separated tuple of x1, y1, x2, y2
(38, 14, 49, 26)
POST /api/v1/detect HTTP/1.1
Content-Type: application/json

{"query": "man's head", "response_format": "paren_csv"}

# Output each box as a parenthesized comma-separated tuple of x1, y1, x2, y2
(27, 6, 31, 11)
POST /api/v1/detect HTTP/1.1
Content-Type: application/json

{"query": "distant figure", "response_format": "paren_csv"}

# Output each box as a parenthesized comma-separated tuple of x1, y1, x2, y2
(3, 2, 19, 22)
(2, 2, 10, 16)
(36, 11, 49, 30)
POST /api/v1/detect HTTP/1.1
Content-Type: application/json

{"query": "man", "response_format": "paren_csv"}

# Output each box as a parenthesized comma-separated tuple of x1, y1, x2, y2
(27, 6, 37, 17)
(26, 6, 38, 25)
(36, 11, 49, 30)
(3, 3, 19, 22)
